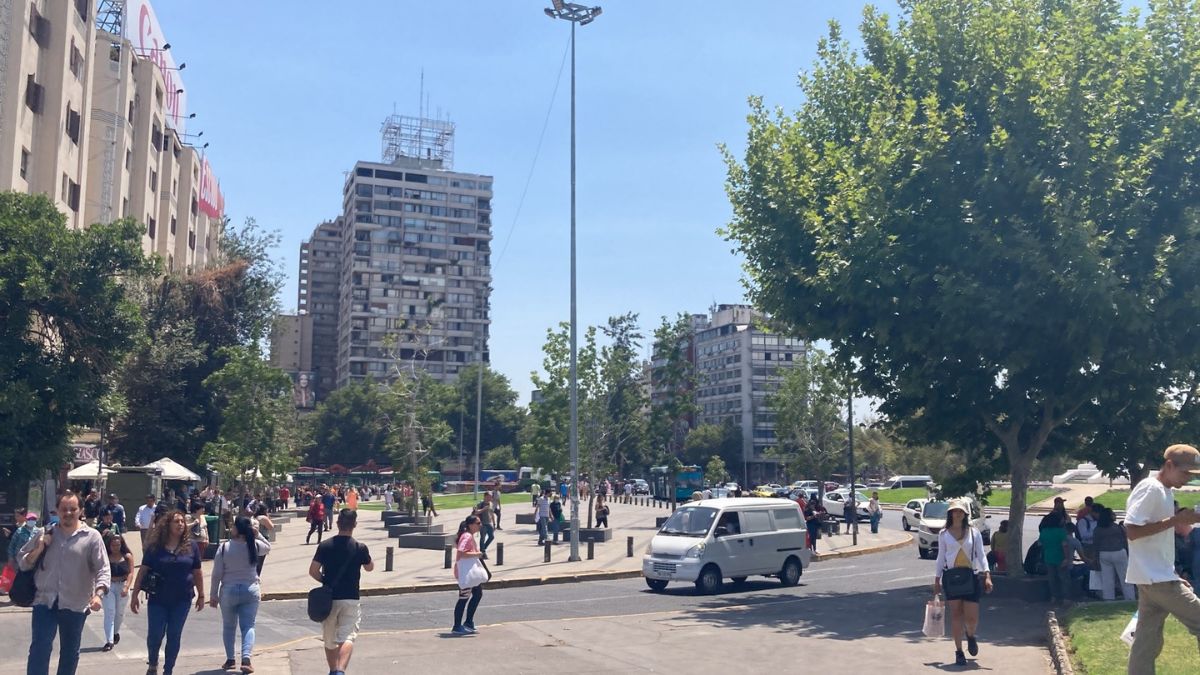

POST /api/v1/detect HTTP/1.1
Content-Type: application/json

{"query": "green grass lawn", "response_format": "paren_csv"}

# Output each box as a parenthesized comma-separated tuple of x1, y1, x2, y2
(1065, 601, 1200, 675)
(1092, 490, 1200, 511)
(345, 492, 533, 512)
(875, 487, 1059, 506)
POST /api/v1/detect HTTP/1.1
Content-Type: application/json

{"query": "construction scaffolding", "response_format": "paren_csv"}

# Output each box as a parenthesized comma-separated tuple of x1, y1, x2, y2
(381, 114, 455, 168)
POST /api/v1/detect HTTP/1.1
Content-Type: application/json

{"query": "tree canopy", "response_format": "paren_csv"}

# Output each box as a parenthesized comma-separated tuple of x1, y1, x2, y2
(0, 193, 153, 486)
(724, 0, 1200, 572)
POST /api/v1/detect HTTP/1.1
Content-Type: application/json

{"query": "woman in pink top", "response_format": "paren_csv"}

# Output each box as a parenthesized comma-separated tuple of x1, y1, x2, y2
(451, 515, 485, 635)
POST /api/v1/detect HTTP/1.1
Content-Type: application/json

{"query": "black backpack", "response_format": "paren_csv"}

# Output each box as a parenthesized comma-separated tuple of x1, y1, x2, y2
(1023, 540, 1048, 576)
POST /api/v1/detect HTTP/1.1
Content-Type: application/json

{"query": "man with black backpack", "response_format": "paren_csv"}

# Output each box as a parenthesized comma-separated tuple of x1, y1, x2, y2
(309, 509, 373, 675)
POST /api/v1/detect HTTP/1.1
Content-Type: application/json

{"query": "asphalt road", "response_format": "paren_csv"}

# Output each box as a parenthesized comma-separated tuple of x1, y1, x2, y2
(0, 511, 1053, 672)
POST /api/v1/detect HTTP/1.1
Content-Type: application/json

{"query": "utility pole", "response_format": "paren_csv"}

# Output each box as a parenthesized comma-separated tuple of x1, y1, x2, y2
(848, 375, 856, 546)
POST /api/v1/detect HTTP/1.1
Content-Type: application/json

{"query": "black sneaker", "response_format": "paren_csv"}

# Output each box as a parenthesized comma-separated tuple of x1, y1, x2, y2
(221, 660, 236, 670)
(966, 634, 978, 656)
(113, 632, 120, 645)
(101, 643, 113, 652)
(955, 650, 967, 666)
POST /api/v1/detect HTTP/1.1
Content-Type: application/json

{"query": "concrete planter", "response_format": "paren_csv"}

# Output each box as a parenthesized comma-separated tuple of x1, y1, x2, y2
(388, 523, 443, 537)
(395, 532, 457, 550)
(515, 513, 537, 525)
(561, 528, 613, 543)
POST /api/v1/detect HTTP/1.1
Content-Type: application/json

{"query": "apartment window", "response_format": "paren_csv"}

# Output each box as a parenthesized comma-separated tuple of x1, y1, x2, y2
(170, 216, 176, 235)
(25, 74, 44, 113)
(61, 173, 69, 203)
(155, 86, 163, 107)
(122, 198, 129, 218)
(190, 195, 198, 216)
(149, 169, 157, 191)
(65, 104, 81, 145)
(355, 167, 373, 177)
(68, 39, 84, 79)
(151, 126, 162, 152)
(127, 100, 134, 124)
(171, 178, 177, 196)
(19, 148, 29, 180)
(67, 180, 80, 212)
(74, 0, 88, 23)
(28, 4, 50, 48)
(125, 149, 132, 169)
(147, 217, 156, 238)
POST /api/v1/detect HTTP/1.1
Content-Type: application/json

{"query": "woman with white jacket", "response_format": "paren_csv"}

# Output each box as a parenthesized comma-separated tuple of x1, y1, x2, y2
(932, 499, 993, 666)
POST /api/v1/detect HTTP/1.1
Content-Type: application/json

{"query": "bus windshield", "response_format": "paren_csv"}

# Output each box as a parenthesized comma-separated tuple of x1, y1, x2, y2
(659, 506, 718, 537)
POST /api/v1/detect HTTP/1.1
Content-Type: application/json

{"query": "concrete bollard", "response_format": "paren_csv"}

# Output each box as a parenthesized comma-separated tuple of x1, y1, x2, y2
(627, 536, 634, 557)
(543, 541, 552, 563)
(587, 541, 594, 560)
(496, 542, 504, 566)
(386, 546, 394, 572)
(444, 545, 453, 569)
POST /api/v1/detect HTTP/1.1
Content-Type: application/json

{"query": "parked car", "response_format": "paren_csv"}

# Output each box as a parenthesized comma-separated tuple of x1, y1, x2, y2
(916, 497, 991, 559)
(823, 481, 840, 492)
(822, 490, 872, 521)
(788, 488, 819, 504)
(630, 479, 650, 495)
(866, 481, 887, 489)
(750, 486, 777, 498)
(642, 497, 811, 594)
(723, 482, 740, 491)
(901, 498, 927, 531)
(790, 480, 820, 491)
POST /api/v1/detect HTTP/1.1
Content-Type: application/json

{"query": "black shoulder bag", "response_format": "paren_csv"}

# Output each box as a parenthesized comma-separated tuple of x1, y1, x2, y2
(942, 528, 979, 599)
(10, 527, 52, 607)
(307, 547, 356, 622)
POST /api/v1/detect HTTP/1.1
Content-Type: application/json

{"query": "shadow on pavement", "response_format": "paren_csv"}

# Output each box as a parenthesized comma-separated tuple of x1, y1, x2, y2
(647, 582, 1047, 650)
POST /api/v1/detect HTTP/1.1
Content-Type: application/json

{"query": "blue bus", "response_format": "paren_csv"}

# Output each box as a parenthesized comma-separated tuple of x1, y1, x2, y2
(649, 465, 704, 502)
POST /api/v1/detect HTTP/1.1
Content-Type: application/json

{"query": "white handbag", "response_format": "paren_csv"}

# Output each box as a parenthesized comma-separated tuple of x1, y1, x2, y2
(456, 558, 490, 589)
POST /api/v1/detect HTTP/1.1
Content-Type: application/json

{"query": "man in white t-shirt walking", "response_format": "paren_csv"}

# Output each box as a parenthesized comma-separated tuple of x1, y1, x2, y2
(1124, 444, 1200, 675)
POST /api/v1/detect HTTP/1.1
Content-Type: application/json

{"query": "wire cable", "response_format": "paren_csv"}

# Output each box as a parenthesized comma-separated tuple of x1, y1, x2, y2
(493, 32, 571, 266)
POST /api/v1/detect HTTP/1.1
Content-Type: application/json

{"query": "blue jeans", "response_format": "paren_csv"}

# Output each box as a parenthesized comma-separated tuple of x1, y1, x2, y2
(146, 599, 191, 674)
(537, 517, 549, 543)
(869, 511, 881, 534)
(480, 524, 495, 552)
(551, 518, 561, 542)
(28, 602, 88, 675)
(219, 583, 261, 661)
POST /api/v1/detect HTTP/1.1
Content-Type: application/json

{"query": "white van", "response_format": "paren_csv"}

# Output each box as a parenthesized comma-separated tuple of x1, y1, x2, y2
(642, 497, 812, 594)
(887, 475, 934, 489)
(915, 496, 992, 559)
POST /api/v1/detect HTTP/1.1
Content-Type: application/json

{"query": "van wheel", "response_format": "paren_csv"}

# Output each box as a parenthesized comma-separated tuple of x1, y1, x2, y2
(780, 557, 802, 587)
(695, 565, 722, 595)
(730, 576, 748, 585)
(902, 517, 911, 531)
(645, 578, 668, 592)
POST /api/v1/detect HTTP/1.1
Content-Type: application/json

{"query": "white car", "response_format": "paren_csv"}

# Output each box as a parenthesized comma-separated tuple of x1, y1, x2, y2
(916, 497, 992, 559)
(901, 498, 927, 531)
(790, 480, 820, 491)
(823, 490, 872, 521)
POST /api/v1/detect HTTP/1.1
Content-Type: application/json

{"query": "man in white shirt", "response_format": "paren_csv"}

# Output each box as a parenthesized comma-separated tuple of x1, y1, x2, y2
(134, 494, 157, 547)
(1124, 444, 1200, 675)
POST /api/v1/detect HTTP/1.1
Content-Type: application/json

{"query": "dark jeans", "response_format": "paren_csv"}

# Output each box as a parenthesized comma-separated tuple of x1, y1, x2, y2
(146, 599, 191, 674)
(480, 524, 495, 552)
(1046, 563, 1072, 602)
(28, 602, 88, 675)
(453, 585, 483, 629)
(306, 520, 324, 544)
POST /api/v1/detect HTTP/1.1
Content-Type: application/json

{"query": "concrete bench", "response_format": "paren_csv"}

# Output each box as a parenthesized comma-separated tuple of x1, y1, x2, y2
(395, 532, 457, 550)
(515, 513, 537, 525)
(561, 527, 613, 543)
(388, 523, 443, 537)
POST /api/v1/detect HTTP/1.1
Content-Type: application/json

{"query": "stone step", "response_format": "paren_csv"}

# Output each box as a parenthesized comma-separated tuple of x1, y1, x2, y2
(388, 523, 443, 537)
(394, 532, 457, 550)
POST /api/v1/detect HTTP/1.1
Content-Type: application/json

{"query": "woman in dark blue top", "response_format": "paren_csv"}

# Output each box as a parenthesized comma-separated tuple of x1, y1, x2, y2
(130, 510, 205, 675)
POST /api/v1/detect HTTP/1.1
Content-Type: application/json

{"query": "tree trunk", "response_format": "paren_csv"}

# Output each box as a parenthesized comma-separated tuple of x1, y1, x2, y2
(1127, 461, 1148, 487)
(1005, 456, 1034, 578)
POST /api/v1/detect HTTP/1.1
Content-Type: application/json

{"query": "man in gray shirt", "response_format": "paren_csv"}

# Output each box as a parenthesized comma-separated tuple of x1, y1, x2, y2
(20, 491, 110, 675)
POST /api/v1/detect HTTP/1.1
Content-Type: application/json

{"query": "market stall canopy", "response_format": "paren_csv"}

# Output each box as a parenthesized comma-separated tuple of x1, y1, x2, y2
(67, 461, 115, 479)
(141, 457, 201, 482)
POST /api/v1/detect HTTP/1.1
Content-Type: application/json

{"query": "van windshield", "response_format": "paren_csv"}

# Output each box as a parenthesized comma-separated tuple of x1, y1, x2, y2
(659, 506, 718, 537)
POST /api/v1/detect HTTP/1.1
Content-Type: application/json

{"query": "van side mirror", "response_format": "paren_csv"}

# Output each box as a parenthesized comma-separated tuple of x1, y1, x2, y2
(715, 525, 730, 537)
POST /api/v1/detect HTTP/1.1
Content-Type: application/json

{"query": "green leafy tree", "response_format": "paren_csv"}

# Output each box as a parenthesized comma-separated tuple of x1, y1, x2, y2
(483, 445, 518, 470)
(724, 0, 1200, 572)
(767, 349, 847, 496)
(0, 194, 153, 486)
(109, 218, 283, 467)
(200, 347, 299, 490)
(649, 314, 698, 461)
(683, 422, 742, 474)
(306, 381, 391, 467)
(520, 324, 574, 473)
(449, 364, 525, 473)
(705, 455, 730, 486)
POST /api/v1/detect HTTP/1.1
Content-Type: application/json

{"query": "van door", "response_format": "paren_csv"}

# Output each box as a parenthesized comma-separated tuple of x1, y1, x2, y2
(711, 511, 747, 576)
(739, 509, 775, 573)
(772, 506, 807, 565)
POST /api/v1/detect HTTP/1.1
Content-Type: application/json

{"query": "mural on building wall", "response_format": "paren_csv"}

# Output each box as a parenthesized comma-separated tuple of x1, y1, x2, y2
(292, 371, 315, 409)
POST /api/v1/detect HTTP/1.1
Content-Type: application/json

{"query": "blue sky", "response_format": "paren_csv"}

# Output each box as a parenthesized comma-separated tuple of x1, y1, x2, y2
(151, 1, 900, 403)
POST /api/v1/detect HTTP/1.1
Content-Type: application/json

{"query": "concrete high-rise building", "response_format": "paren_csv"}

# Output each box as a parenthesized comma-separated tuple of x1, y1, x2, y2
(0, 0, 96, 228)
(298, 218, 342, 400)
(270, 312, 315, 409)
(652, 304, 808, 486)
(1, 1, 222, 270)
(299, 114, 493, 394)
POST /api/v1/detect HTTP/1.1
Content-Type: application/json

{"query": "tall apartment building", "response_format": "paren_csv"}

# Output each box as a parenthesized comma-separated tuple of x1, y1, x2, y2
(1, 1, 221, 270)
(0, 0, 96, 228)
(297, 115, 493, 395)
(652, 304, 807, 485)
(297, 218, 342, 400)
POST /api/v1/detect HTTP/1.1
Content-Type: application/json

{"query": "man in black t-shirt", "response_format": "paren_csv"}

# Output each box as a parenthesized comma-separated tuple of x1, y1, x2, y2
(309, 509, 373, 675)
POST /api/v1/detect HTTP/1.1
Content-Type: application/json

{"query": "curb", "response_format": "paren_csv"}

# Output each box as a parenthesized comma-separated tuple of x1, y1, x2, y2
(813, 533, 913, 562)
(261, 569, 644, 601)
(1046, 610, 1076, 675)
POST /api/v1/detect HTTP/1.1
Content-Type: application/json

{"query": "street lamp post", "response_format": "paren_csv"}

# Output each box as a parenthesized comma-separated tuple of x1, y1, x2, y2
(544, 0, 602, 563)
